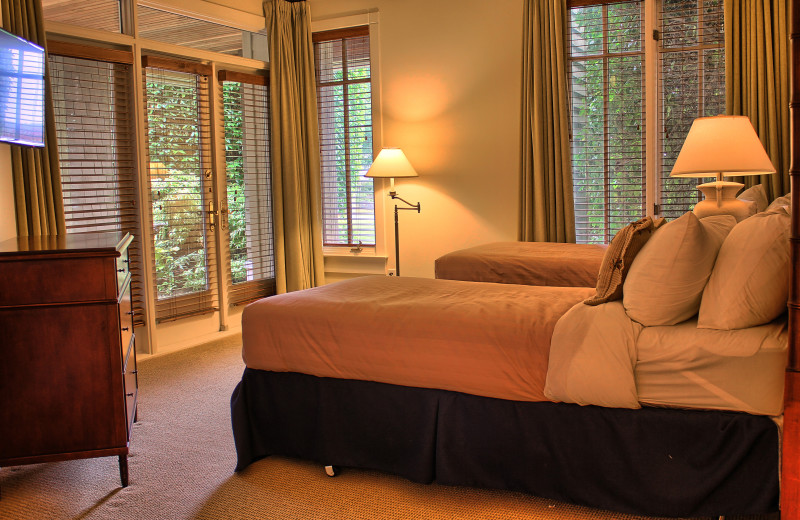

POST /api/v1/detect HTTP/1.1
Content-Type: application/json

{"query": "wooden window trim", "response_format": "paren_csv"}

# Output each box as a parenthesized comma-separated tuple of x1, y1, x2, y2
(312, 25, 368, 43)
(141, 55, 212, 76)
(47, 40, 133, 64)
(218, 70, 268, 86)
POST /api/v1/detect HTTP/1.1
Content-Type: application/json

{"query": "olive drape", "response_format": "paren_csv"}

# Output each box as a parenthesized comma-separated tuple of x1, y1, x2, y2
(519, 0, 575, 243)
(1, 0, 65, 237)
(725, 0, 790, 201)
(264, 0, 325, 293)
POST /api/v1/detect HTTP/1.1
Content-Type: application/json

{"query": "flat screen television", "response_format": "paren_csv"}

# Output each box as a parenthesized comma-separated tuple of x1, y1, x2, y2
(0, 27, 45, 147)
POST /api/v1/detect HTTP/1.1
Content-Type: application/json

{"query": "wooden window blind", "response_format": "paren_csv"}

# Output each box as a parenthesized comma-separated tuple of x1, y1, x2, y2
(313, 26, 375, 247)
(219, 70, 276, 305)
(657, 0, 725, 220)
(568, 0, 646, 244)
(48, 44, 146, 326)
(143, 57, 218, 322)
(42, 0, 122, 33)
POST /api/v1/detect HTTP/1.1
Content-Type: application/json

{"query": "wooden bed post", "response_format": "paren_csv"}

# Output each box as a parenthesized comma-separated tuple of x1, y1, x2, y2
(783, 0, 800, 516)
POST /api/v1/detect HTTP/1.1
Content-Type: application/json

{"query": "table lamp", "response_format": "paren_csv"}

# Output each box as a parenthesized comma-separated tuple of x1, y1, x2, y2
(365, 148, 420, 276)
(670, 115, 775, 221)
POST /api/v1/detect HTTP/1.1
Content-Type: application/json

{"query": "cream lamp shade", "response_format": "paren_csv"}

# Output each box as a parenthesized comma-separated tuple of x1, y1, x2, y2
(670, 115, 775, 221)
(365, 148, 419, 179)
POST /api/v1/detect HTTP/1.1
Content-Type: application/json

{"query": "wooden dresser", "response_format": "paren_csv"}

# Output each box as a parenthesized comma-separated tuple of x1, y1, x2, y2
(0, 232, 138, 487)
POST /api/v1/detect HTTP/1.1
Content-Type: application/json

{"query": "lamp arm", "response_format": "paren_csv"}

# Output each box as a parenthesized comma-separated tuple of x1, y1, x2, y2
(390, 193, 421, 213)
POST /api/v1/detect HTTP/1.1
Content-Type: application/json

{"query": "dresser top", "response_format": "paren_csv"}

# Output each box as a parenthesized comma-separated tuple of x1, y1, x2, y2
(0, 232, 132, 258)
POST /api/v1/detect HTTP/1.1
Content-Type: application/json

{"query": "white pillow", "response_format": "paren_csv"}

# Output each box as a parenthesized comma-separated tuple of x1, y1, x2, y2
(737, 184, 769, 213)
(623, 213, 736, 326)
(698, 209, 791, 330)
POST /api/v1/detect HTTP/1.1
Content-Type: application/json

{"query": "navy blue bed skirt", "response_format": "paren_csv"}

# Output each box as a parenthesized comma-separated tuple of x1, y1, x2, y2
(231, 368, 779, 517)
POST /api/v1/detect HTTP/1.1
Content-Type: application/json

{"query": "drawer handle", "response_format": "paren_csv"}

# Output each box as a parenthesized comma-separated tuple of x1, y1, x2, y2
(126, 392, 134, 397)
(132, 370, 138, 375)
(117, 268, 125, 273)
(123, 259, 130, 264)
(126, 311, 135, 316)
(121, 327, 130, 331)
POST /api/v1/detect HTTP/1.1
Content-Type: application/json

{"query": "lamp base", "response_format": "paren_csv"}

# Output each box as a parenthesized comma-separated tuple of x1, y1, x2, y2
(693, 181, 752, 222)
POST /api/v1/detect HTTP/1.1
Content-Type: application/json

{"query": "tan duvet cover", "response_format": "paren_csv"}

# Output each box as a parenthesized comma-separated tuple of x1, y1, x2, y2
(434, 242, 606, 287)
(243, 276, 594, 402)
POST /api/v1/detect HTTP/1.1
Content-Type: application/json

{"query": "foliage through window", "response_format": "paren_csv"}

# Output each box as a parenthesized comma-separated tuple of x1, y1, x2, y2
(314, 26, 375, 247)
(567, 0, 725, 243)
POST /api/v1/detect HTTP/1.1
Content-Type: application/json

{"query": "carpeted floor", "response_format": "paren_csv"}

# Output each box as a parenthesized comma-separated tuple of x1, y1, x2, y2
(0, 336, 778, 519)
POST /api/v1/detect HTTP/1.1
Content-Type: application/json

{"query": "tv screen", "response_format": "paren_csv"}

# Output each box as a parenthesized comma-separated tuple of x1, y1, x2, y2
(0, 27, 44, 147)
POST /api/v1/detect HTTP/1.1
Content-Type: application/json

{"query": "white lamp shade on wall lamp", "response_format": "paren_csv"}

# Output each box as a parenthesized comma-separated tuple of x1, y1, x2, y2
(670, 115, 775, 220)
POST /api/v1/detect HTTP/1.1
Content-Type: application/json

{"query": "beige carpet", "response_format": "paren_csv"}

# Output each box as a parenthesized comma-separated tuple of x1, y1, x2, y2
(0, 336, 777, 519)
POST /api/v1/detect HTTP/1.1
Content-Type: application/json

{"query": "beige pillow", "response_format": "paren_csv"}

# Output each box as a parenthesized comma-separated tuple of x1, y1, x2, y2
(737, 184, 769, 213)
(623, 213, 736, 326)
(767, 192, 791, 212)
(698, 209, 791, 330)
(584, 216, 665, 306)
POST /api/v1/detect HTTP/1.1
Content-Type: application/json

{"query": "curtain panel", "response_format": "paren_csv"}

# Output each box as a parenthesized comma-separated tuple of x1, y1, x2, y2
(725, 0, 790, 201)
(1, 0, 65, 237)
(519, 0, 575, 243)
(264, 0, 325, 293)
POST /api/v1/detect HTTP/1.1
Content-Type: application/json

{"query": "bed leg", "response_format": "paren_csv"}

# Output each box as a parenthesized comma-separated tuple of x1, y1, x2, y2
(324, 465, 338, 477)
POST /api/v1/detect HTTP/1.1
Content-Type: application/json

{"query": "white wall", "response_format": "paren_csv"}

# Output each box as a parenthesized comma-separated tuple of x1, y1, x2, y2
(312, 0, 523, 278)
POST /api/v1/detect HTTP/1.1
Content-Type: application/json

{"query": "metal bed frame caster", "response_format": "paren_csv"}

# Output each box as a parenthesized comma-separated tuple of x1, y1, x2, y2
(324, 465, 338, 477)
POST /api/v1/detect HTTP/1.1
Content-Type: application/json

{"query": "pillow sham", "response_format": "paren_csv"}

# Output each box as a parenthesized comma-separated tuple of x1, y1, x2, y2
(623, 213, 736, 326)
(698, 209, 791, 330)
(737, 184, 769, 213)
(584, 216, 665, 306)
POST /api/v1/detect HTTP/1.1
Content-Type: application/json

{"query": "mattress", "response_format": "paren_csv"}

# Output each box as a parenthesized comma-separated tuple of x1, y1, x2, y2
(434, 241, 606, 287)
(545, 300, 789, 415)
(242, 275, 594, 402)
(635, 317, 789, 416)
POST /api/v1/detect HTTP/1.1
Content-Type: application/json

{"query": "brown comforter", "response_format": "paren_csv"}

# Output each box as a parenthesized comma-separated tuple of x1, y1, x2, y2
(242, 276, 593, 402)
(434, 241, 606, 287)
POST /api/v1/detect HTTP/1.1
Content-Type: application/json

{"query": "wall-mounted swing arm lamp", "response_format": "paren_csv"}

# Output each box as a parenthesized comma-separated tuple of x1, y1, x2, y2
(365, 148, 420, 276)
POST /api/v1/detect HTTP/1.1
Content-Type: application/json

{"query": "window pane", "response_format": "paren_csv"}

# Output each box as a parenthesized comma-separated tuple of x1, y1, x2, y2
(42, 0, 122, 33)
(569, 1, 645, 244)
(222, 78, 276, 305)
(145, 66, 217, 320)
(658, 0, 725, 220)
(137, 5, 267, 58)
(315, 29, 375, 247)
(50, 52, 146, 324)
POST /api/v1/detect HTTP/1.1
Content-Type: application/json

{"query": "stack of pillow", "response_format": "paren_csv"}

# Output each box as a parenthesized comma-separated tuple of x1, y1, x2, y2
(585, 184, 791, 330)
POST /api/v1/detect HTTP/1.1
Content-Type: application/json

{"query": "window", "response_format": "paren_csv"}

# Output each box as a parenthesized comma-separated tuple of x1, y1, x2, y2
(567, 0, 725, 243)
(219, 71, 276, 305)
(48, 43, 146, 324)
(143, 58, 218, 321)
(314, 26, 375, 247)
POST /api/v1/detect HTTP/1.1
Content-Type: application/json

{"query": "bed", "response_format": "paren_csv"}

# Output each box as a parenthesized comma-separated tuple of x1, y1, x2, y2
(434, 241, 605, 287)
(230, 12, 800, 520)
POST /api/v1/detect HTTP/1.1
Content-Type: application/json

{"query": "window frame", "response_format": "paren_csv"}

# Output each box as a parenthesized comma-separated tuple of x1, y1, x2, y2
(311, 13, 387, 262)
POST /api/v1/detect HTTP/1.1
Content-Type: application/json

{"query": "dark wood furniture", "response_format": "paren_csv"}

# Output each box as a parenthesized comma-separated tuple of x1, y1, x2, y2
(0, 232, 138, 488)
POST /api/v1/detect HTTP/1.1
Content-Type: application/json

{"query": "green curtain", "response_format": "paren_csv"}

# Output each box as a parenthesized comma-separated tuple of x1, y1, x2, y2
(519, 0, 575, 243)
(2, 0, 65, 237)
(264, 0, 325, 293)
(725, 0, 790, 201)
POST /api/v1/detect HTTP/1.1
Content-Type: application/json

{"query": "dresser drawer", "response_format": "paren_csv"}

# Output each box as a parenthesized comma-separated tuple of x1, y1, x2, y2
(116, 248, 130, 294)
(119, 282, 134, 352)
(123, 337, 138, 437)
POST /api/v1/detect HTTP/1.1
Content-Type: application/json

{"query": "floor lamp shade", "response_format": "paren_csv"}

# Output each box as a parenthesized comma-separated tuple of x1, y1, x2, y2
(364, 148, 420, 276)
(670, 115, 775, 220)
